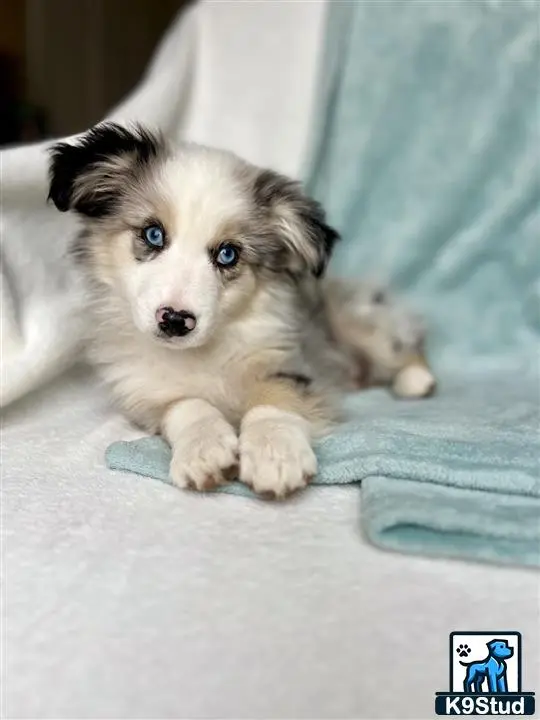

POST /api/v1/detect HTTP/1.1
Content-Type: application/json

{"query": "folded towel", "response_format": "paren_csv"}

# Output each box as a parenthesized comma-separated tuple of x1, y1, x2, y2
(107, 371, 540, 567)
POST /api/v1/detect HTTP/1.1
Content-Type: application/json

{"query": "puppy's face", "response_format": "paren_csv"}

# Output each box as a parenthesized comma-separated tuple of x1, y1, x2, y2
(48, 123, 338, 348)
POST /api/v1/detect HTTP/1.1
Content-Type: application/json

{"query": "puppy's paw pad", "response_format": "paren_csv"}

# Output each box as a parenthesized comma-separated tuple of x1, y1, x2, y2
(456, 644, 472, 658)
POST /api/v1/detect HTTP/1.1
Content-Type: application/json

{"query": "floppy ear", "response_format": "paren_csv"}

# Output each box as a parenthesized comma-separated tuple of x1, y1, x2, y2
(47, 122, 164, 218)
(253, 169, 340, 277)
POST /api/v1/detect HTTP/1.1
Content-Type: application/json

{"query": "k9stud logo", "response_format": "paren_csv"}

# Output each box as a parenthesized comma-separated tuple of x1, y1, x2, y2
(435, 632, 535, 715)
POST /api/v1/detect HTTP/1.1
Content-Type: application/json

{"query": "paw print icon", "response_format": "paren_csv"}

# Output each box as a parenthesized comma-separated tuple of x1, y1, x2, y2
(456, 644, 472, 658)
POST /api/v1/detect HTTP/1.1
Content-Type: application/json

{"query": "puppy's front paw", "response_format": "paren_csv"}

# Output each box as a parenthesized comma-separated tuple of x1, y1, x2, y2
(239, 407, 317, 499)
(170, 418, 239, 491)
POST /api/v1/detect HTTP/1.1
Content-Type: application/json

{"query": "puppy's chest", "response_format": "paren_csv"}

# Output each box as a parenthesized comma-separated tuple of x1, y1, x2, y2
(97, 305, 303, 426)
(108, 340, 258, 421)
(160, 351, 247, 403)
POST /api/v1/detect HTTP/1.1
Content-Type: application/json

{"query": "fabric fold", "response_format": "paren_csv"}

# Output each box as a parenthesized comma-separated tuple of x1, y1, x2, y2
(362, 476, 540, 567)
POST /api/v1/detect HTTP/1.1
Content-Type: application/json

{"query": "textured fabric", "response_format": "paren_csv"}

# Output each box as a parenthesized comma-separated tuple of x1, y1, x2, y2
(107, 371, 540, 567)
(305, 0, 540, 562)
(107, 0, 540, 567)
(307, 0, 539, 372)
(0, 0, 327, 408)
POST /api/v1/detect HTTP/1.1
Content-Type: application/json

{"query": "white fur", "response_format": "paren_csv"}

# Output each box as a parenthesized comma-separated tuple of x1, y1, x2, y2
(163, 399, 239, 489)
(88, 278, 297, 432)
(117, 149, 253, 348)
(125, 240, 222, 344)
(239, 406, 317, 498)
(393, 364, 436, 399)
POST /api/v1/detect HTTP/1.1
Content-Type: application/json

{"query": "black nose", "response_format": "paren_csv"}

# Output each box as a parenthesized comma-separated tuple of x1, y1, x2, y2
(158, 308, 197, 337)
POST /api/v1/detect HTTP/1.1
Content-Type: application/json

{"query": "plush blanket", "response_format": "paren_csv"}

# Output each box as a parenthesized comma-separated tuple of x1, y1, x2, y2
(306, 0, 540, 565)
(307, 0, 539, 373)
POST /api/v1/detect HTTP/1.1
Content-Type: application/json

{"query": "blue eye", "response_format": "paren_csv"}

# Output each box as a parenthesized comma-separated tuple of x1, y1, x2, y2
(143, 225, 165, 249)
(216, 244, 239, 267)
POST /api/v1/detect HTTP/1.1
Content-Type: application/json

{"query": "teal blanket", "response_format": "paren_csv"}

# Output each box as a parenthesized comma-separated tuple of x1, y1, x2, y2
(107, 0, 540, 566)
(107, 372, 539, 566)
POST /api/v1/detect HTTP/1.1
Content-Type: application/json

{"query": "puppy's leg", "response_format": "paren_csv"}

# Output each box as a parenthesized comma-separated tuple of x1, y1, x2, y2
(323, 278, 436, 398)
(391, 350, 436, 399)
(162, 399, 239, 491)
(239, 377, 323, 499)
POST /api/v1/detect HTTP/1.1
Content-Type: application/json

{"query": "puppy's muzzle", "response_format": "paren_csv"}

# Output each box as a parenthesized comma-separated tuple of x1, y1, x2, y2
(156, 307, 197, 337)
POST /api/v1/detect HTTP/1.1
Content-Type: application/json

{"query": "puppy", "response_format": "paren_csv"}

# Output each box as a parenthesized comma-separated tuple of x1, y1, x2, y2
(48, 123, 435, 498)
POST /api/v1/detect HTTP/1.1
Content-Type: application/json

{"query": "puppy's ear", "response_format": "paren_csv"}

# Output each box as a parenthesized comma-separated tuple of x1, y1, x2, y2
(47, 122, 164, 218)
(253, 169, 340, 277)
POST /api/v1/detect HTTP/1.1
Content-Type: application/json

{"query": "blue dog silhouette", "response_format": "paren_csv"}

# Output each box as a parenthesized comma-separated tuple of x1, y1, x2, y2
(460, 639, 513, 693)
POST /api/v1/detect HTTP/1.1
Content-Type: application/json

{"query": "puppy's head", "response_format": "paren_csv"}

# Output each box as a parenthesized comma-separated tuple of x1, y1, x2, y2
(48, 122, 339, 348)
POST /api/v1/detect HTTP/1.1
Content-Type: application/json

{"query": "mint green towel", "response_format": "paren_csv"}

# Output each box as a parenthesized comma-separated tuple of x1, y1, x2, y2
(106, 0, 540, 567)
(106, 371, 540, 567)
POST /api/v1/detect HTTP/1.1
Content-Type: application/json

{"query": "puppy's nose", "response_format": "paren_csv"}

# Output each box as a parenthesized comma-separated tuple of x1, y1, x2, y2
(156, 306, 197, 337)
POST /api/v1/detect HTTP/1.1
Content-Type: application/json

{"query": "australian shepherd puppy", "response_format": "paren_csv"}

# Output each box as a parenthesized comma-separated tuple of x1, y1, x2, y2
(48, 123, 435, 498)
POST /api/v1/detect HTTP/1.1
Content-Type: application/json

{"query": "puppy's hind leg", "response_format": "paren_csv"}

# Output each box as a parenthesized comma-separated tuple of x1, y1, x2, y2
(323, 278, 437, 398)
(391, 350, 437, 399)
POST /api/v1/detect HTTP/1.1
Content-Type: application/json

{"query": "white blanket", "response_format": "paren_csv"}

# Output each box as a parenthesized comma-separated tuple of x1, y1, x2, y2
(0, 0, 327, 407)
(4, 366, 539, 718)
